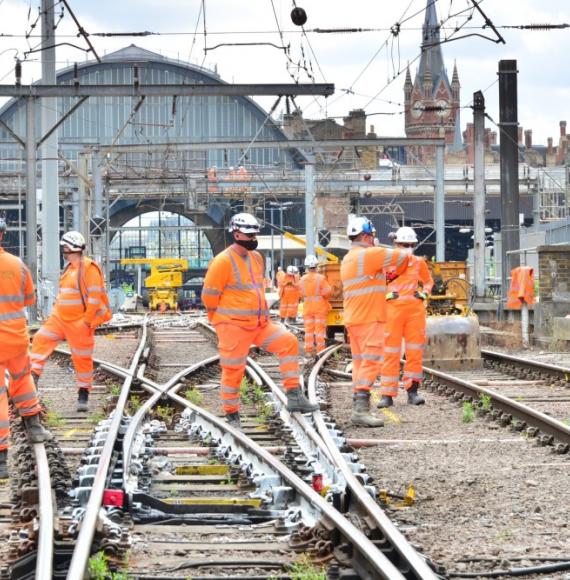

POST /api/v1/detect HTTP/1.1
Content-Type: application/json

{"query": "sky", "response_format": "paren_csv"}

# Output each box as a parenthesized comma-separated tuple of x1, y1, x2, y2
(0, 0, 568, 145)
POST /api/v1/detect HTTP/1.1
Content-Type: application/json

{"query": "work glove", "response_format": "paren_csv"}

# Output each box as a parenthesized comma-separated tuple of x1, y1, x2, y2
(386, 291, 399, 301)
(414, 290, 428, 301)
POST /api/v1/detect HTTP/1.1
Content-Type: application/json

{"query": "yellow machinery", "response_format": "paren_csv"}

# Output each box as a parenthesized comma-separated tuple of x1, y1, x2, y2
(120, 258, 189, 311)
(424, 261, 482, 370)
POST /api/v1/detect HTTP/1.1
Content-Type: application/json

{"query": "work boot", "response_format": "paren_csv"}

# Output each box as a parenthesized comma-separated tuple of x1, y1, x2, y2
(226, 412, 242, 430)
(377, 395, 394, 409)
(77, 388, 90, 412)
(22, 413, 52, 444)
(351, 393, 384, 427)
(0, 450, 7, 479)
(407, 382, 425, 405)
(32, 373, 40, 388)
(286, 388, 319, 413)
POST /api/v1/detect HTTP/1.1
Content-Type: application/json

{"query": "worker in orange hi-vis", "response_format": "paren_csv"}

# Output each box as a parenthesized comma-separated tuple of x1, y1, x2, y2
(31, 231, 112, 412)
(379, 227, 433, 409)
(202, 213, 317, 430)
(299, 255, 331, 357)
(279, 265, 301, 322)
(341, 216, 411, 427)
(0, 218, 51, 478)
(275, 266, 285, 290)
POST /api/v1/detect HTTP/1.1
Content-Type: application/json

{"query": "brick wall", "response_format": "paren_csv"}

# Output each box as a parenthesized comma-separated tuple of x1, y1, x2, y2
(535, 245, 570, 337)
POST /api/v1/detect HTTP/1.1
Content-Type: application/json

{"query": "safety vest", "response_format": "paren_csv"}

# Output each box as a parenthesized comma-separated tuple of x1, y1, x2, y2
(341, 242, 408, 326)
(506, 266, 535, 309)
(386, 256, 434, 300)
(279, 274, 300, 302)
(202, 245, 269, 329)
(0, 247, 35, 355)
(299, 271, 331, 316)
(53, 257, 112, 326)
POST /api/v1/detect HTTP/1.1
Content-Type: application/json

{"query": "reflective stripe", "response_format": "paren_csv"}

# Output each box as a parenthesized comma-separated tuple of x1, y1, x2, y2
(219, 356, 247, 366)
(356, 378, 373, 386)
(87, 286, 104, 292)
(393, 251, 407, 269)
(31, 352, 49, 361)
(215, 307, 270, 317)
(381, 375, 400, 383)
(60, 288, 79, 294)
(221, 384, 239, 392)
(36, 328, 61, 340)
(227, 250, 244, 287)
(24, 292, 35, 301)
(406, 343, 424, 351)
(59, 299, 83, 306)
(88, 297, 100, 305)
(76, 371, 93, 379)
(357, 249, 365, 277)
(384, 346, 401, 354)
(281, 371, 299, 379)
(357, 353, 383, 362)
(403, 371, 423, 379)
(261, 329, 286, 350)
(0, 386, 7, 396)
(0, 294, 24, 302)
(226, 283, 263, 290)
(12, 391, 37, 404)
(279, 356, 298, 365)
(0, 310, 25, 321)
(344, 286, 386, 298)
(202, 288, 221, 296)
(71, 348, 93, 356)
(0, 421, 10, 429)
(11, 365, 30, 381)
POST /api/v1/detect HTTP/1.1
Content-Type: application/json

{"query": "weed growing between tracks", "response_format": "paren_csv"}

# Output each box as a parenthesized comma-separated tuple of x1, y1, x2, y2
(462, 401, 475, 423)
(184, 387, 203, 405)
(277, 554, 326, 580)
(87, 551, 127, 580)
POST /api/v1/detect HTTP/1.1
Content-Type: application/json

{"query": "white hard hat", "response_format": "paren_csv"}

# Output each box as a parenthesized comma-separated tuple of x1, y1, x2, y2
(304, 255, 318, 268)
(228, 213, 260, 234)
(347, 216, 375, 238)
(60, 230, 86, 251)
(287, 265, 298, 275)
(394, 226, 418, 244)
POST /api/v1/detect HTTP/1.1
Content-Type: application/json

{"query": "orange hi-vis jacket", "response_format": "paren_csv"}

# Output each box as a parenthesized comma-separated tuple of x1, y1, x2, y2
(299, 271, 331, 316)
(341, 242, 409, 326)
(279, 274, 300, 303)
(202, 244, 269, 329)
(506, 266, 535, 309)
(52, 257, 112, 328)
(0, 247, 35, 357)
(386, 255, 434, 300)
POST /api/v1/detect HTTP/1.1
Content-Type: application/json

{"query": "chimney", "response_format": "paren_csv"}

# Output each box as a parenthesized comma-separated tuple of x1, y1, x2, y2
(547, 137, 554, 155)
(517, 127, 523, 145)
(560, 120, 567, 137)
(524, 130, 532, 149)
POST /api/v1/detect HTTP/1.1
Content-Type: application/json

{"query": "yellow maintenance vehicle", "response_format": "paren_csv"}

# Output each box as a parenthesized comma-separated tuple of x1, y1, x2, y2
(120, 258, 189, 311)
(424, 261, 482, 370)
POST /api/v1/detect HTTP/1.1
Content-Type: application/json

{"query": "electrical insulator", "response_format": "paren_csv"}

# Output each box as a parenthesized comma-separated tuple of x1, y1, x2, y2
(290, 6, 307, 26)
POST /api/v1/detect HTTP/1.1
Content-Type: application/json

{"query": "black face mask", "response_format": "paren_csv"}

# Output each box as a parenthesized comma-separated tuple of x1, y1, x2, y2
(236, 238, 258, 251)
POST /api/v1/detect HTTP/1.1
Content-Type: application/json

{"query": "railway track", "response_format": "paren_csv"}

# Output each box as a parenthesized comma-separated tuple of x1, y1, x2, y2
(1, 315, 442, 579)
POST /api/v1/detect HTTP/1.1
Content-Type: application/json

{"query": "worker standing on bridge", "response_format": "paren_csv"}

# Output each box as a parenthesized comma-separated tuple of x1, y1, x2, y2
(279, 265, 300, 322)
(299, 255, 331, 357)
(379, 227, 433, 408)
(0, 218, 51, 478)
(341, 216, 411, 427)
(202, 213, 317, 429)
(31, 232, 112, 412)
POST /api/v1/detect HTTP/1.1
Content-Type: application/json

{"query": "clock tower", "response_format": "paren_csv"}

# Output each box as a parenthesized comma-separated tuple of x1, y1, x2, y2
(404, 0, 462, 161)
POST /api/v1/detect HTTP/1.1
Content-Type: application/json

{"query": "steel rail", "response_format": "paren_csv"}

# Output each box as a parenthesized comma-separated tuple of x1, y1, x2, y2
(481, 348, 570, 380)
(423, 363, 570, 448)
(308, 345, 441, 580)
(99, 334, 405, 578)
(66, 321, 149, 580)
(33, 444, 54, 580)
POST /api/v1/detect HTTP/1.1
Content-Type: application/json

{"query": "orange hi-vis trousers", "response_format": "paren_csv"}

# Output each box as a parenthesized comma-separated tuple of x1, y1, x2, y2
(347, 321, 384, 394)
(0, 350, 42, 451)
(279, 299, 299, 320)
(381, 300, 426, 397)
(304, 314, 327, 355)
(31, 316, 95, 390)
(215, 321, 300, 414)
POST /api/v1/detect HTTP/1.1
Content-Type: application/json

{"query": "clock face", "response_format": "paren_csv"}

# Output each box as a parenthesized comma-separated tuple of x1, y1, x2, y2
(436, 99, 450, 118)
(411, 101, 423, 119)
